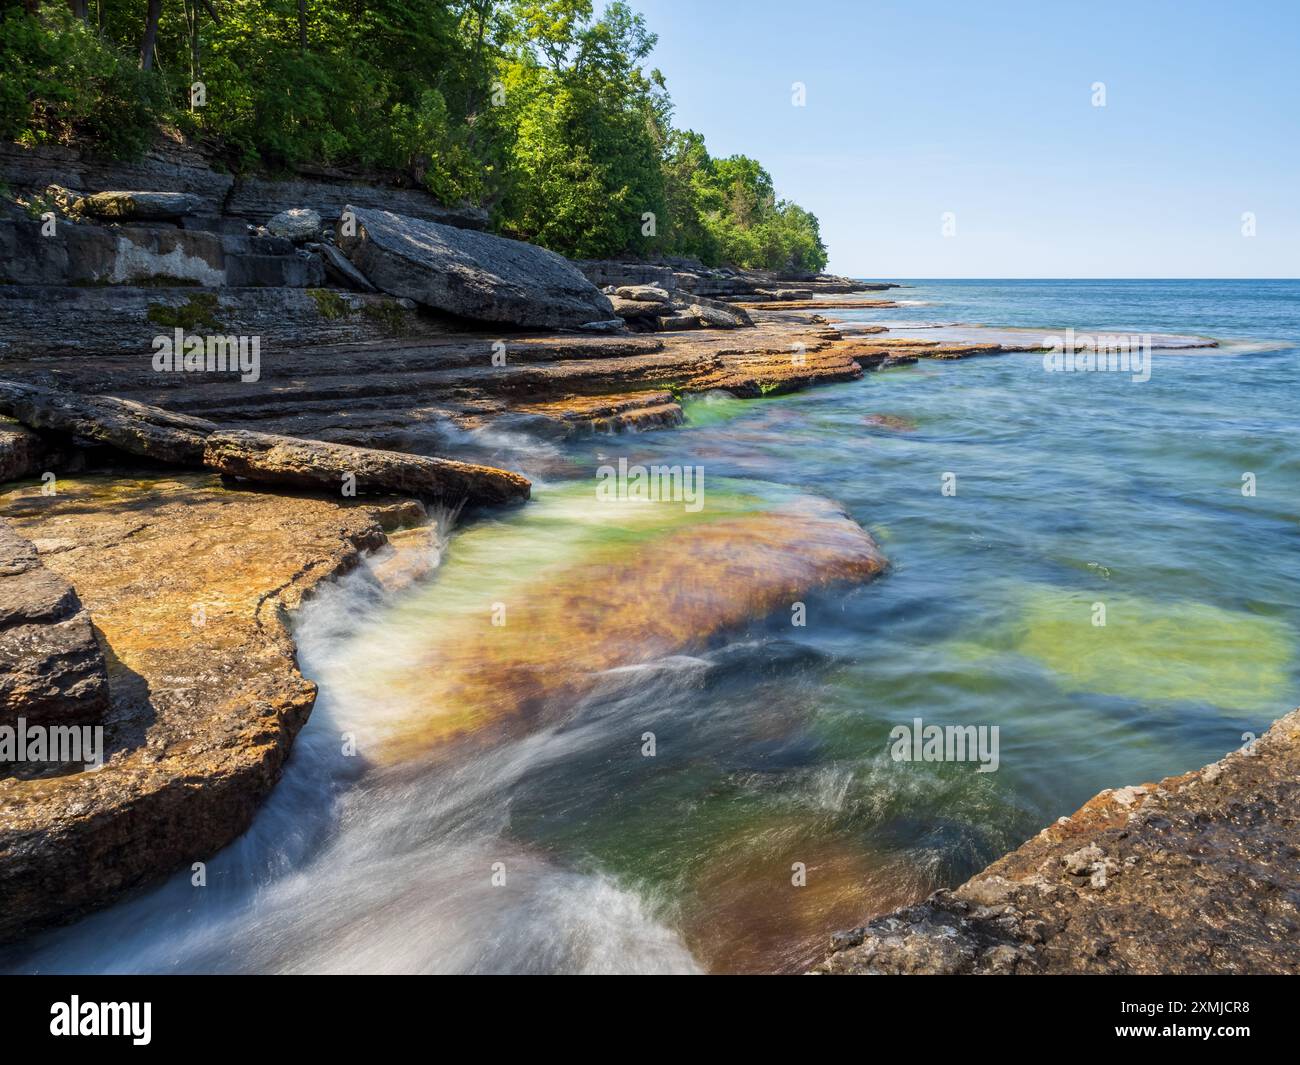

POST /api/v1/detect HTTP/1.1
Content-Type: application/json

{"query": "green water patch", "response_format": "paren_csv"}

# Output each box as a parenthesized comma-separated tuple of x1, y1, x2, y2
(680, 391, 754, 428)
(411, 477, 770, 615)
(962, 582, 1294, 715)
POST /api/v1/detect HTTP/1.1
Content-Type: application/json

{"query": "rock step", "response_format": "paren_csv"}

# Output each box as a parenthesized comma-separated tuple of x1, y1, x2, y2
(508, 391, 685, 436)
(0, 382, 530, 509)
(0, 474, 417, 942)
(0, 285, 446, 358)
(0, 519, 109, 734)
(204, 430, 529, 507)
(0, 219, 324, 289)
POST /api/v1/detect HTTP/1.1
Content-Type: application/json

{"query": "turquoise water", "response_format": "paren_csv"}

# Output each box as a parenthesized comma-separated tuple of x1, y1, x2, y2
(5, 280, 1298, 974)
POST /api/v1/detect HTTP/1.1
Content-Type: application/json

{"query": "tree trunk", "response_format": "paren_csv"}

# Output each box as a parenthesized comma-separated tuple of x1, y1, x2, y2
(140, 0, 163, 71)
(298, 0, 307, 52)
(69, 1, 90, 21)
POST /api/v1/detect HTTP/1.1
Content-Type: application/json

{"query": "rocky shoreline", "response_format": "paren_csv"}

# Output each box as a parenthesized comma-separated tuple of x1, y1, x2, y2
(2, 140, 1292, 970)
(813, 708, 1300, 975)
(0, 140, 913, 941)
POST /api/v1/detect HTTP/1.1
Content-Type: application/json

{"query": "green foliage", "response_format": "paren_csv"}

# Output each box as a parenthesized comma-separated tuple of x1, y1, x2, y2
(0, 0, 828, 272)
(0, 4, 162, 159)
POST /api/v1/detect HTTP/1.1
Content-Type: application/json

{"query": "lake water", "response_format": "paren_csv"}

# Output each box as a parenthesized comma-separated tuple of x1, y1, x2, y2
(6, 279, 1298, 974)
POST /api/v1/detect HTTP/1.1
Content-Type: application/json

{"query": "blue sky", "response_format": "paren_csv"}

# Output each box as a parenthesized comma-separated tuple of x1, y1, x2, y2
(632, 0, 1300, 278)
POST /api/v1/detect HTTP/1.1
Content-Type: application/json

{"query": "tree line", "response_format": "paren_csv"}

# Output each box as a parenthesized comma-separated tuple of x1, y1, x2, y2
(0, 0, 829, 272)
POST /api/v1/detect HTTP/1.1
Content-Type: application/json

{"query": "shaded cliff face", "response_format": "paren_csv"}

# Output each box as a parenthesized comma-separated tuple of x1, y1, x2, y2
(813, 706, 1300, 975)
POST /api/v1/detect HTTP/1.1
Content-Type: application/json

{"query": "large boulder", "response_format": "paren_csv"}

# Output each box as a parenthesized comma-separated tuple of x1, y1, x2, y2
(203, 429, 530, 507)
(0, 521, 108, 732)
(336, 206, 615, 330)
(615, 285, 672, 304)
(266, 208, 322, 242)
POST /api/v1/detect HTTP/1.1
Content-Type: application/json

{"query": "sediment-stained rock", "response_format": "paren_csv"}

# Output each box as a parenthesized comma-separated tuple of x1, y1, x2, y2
(0, 474, 423, 942)
(337, 205, 616, 330)
(508, 390, 684, 436)
(812, 707, 1300, 975)
(0, 520, 108, 731)
(202, 429, 530, 506)
(334, 495, 888, 758)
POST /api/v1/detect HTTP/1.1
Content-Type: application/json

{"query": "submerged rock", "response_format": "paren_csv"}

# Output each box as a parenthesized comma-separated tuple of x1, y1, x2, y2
(336, 493, 887, 758)
(202, 429, 530, 507)
(336, 205, 615, 330)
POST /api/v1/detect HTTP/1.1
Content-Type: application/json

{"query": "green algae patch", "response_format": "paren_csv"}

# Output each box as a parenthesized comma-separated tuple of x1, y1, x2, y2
(363, 299, 416, 335)
(308, 289, 349, 320)
(146, 293, 223, 331)
(1004, 584, 1294, 714)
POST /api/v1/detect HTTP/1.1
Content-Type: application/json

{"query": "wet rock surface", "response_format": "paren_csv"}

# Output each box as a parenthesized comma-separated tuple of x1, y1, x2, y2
(812, 708, 1300, 974)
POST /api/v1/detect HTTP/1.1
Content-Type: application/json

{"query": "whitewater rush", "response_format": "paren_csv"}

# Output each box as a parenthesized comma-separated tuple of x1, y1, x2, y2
(889, 717, 1000, 773)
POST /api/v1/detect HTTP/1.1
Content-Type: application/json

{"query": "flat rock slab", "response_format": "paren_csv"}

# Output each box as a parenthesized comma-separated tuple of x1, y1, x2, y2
(0, 519, 108, 731)
(74, 191, 203, 221)
(0, 473, 423, 942)
(338, 205, 615, 330)
(203, 429, 530, 507)
(0, 382, 216, 465)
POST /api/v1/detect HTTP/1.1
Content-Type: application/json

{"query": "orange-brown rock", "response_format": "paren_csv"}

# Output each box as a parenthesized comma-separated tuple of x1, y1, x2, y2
(0, 473, 425, 943)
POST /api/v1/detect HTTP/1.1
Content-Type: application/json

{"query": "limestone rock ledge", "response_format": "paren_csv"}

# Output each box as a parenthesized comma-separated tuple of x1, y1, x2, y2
(0, 473, 426, 943)
(812, 708, 1300, 975)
